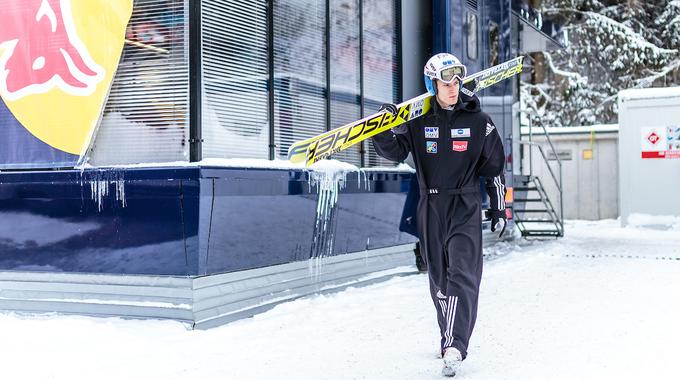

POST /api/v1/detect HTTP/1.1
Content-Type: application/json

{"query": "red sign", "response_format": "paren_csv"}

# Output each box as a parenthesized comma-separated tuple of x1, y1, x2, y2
(452, 141, 468, 152)
(647, 132, 660, 145)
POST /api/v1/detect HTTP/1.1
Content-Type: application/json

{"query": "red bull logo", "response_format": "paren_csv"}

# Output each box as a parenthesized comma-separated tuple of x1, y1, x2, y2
(0, 0, 132, 155)
(0, 0, 105, 101)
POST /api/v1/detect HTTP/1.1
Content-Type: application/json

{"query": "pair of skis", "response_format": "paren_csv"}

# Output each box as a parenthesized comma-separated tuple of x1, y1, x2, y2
(287, 56, 524, 167)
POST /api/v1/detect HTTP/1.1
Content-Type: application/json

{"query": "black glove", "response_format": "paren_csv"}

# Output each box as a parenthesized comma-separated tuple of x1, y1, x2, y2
(485, 209, 507, 238)
(379, 103, 398, 116)
(379, 103, 408, 135)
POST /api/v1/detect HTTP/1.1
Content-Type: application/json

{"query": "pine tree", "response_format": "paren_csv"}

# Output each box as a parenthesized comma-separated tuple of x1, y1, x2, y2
(522, 0, 680, 127)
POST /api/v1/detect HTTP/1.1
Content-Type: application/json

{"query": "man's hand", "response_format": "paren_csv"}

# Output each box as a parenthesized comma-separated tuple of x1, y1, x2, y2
(485, 209, 507, 238)
(379, 103, 398, 115)
(379, 103, 408, 135)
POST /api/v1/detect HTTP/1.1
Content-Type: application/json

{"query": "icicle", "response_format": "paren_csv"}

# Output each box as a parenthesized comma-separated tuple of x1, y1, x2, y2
(89, 175, 109, 212)
(115, 179, 127, 208)
(307, 164, 350, 278)
(87, 169, 127, 212)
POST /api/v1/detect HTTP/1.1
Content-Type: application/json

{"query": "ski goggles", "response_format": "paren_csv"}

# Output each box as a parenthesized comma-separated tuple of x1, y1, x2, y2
(438, 65, 467, 83)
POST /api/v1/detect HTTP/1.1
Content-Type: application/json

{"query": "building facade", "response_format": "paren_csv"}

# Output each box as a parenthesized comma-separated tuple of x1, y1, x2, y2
(0, 0, 563, 325)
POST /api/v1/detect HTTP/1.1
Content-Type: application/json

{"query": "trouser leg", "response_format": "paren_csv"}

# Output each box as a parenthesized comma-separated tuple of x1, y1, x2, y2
(441, 216, 484, 359)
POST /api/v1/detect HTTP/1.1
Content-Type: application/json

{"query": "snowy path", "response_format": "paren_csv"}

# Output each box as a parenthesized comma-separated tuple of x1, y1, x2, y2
(1, 220, 679, 380)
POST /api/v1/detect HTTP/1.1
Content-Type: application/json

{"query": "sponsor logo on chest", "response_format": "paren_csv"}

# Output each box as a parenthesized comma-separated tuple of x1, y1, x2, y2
(452, 140, 468, 152)
(426, 141, 438, 153)
(451, 128, 470, 138)
(424, 126, 439, 139)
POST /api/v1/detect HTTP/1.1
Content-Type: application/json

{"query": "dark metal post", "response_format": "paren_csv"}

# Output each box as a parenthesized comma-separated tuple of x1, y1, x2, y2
(395, 0, 403, 103)
(268, 0, 275, 159)
(189, 0, 202, 162)
(325, 0, 331, 131)
(359, 0, 365, 167)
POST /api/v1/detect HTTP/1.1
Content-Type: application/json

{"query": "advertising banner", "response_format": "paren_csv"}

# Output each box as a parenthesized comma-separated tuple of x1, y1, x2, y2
(0, 0, 133, 169)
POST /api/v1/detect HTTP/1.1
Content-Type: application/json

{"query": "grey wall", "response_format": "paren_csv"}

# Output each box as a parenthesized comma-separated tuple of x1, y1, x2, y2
(0, 244, 415, 329)
(618, 88, 680, 226)
(521, 129, 619, 220)
(400, 0, 431, 100)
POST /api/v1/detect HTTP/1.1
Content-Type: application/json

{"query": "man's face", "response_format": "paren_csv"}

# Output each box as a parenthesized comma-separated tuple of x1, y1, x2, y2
(436, 78, 460, 107)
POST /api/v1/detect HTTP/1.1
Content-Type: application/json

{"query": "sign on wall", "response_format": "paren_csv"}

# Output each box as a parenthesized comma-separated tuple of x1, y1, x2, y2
(0, 0, 133, 169)
(640, 126, 680, 159)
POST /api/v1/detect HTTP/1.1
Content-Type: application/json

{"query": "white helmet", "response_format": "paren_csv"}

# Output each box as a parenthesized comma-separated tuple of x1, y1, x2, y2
(423, 53, 467, 96)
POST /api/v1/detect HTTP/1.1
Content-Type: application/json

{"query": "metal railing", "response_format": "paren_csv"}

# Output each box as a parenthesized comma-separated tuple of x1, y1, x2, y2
(517, 110, 564, 235)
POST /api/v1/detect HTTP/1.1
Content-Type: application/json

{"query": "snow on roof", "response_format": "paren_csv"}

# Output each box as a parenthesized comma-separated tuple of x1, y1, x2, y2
(618, 86, 680, 101)
(78, 158, 413, 173)
(520, 124, 619, 136)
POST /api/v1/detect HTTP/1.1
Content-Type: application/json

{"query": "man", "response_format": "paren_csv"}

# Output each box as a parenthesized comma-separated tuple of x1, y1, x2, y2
(372, 53, 507, 377)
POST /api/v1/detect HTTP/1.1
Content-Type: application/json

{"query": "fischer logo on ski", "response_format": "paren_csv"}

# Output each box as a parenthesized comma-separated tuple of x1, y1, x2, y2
(306, 103, 413, 164)
(287, 56, 524, 166)
(472, 57, 523, 91)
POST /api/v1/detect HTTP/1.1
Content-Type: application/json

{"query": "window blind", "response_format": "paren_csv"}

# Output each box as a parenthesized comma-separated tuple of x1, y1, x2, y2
(362, 0, 399, 167)
(201, 0, 269, 160)
(272, 0, 327, 160)
(88, 0, 190, 166)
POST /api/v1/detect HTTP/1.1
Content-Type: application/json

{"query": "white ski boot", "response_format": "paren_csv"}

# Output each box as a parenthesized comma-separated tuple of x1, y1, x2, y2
(442, 347, 462, 377)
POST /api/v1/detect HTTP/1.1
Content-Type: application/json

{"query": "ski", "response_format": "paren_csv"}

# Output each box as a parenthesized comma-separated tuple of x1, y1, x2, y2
(287, 56, 524, 166)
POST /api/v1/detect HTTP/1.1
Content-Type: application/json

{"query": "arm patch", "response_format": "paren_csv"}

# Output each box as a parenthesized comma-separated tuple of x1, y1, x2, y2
(485, 122, 495, 136)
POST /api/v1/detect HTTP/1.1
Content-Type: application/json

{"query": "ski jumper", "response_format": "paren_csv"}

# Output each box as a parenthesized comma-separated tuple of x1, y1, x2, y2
(372, 94, 506, 358)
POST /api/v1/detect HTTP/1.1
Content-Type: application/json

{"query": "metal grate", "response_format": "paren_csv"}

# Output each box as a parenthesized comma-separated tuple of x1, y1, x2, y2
(467, 0, 478, 10)
(88, 0, 190, 166)
(201, 0, 269, 159)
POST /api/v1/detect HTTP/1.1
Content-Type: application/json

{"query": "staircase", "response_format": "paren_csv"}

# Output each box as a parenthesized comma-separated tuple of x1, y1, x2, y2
(512, 174, 563, 237)
(512, 111, 564, 238)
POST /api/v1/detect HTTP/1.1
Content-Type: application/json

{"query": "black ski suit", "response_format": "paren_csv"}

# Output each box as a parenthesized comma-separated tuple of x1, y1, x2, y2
(372, 94, 506, 359)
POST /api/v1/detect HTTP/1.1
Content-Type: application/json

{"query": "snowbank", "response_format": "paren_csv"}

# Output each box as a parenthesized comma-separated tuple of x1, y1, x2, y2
(1, 219, 678, 379)
(626, 213, 680, 230)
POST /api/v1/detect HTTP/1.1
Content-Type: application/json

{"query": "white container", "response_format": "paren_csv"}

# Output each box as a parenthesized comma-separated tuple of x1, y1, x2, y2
(618, 87, 680, 227)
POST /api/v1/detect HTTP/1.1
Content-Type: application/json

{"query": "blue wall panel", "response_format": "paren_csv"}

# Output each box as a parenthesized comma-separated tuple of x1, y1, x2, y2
(0, 168, 195, 275)
(0, 167, 415, 277)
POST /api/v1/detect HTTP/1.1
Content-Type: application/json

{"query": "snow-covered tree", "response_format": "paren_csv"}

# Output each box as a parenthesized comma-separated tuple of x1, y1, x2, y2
(522, 0, 680, 127)
(657, 1, 680, 50)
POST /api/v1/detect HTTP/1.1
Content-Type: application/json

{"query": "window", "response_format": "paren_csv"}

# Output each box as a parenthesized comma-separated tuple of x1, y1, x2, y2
(466, 12, 478, 61)
(200, 0, 399, 165)
(201, 0, 269, 160)
(90, 0, 189, 166)
(489, 21, 499, 67)
(363, 0, 399, 167)
(329, 0, 362, 166)
(273, 0, 327, 160)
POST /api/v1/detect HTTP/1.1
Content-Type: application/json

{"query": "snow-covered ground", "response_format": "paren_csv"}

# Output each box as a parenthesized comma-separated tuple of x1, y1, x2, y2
(1, 219, 679, 380)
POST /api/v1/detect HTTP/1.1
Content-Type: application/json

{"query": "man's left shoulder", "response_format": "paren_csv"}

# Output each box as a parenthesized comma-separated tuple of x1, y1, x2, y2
(475, 111, 493, 124)
(471, 112, 496, 137)
(466, 111, 493, 130)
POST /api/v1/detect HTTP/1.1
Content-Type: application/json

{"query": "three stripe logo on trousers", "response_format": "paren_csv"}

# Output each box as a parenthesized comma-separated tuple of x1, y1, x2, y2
(443, 296, 459, 348)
